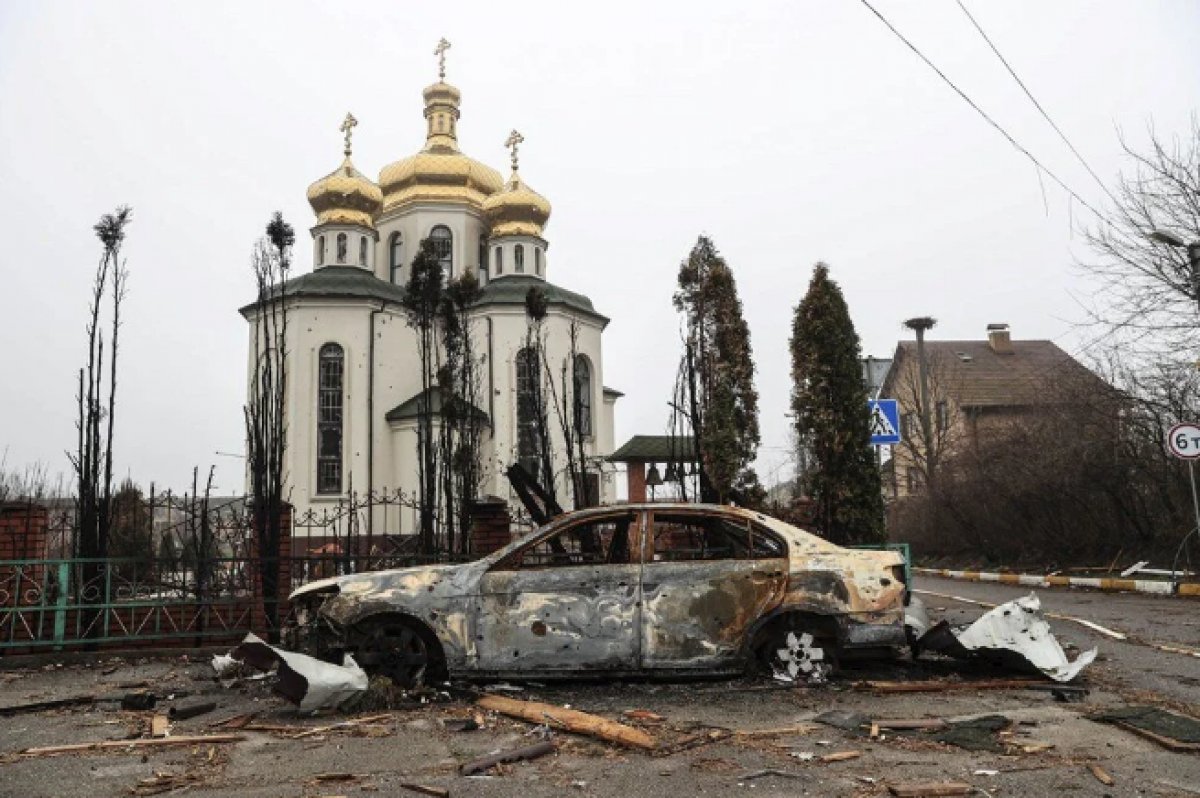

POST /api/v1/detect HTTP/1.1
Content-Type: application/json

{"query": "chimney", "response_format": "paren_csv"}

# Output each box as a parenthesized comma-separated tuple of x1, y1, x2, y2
(987, 323, 1013, 355)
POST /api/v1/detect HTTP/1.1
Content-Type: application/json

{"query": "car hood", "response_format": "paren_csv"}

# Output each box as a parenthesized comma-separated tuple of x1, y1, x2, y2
(289, 562, 472, 603)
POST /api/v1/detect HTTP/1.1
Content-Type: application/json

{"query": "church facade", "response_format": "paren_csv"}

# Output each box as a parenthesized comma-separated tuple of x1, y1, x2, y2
(240, 43, 619, 532)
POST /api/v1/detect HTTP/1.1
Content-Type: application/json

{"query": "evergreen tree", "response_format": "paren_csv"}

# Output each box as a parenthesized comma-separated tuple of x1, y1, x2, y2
(673, 236, 762, 505)
(790, 263, 884, 544)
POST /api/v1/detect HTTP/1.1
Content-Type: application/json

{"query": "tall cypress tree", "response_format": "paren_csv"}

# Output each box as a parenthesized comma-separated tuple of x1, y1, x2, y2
(673, 236, 763, 505)
(790, 263, 884, 543)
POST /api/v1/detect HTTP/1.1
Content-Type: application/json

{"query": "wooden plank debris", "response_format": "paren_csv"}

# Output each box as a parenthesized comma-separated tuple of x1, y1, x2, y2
(19, 734, 245, 757)
(459, 740, 557, 776)
(477, 694, 657, 750)
(1089, 764, 1114, 786)
(887, 782, 973, 797)
(0, 696, 96, 716)
(856, 678, 1058, 694)
(400, 784, 450, 798)
(873, 719, 948, 730)
(150, 714, 170, 738)
(733, 723, 820, 738)
(819, 750, 862, 763)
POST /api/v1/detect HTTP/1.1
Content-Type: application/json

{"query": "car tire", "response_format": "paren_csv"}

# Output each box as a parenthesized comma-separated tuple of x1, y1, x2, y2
(349, 616, 443, 688)
(757, 621, 837, 685)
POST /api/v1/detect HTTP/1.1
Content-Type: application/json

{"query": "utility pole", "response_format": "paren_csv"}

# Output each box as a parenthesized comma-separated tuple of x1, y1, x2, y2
(903, 317, 937, 490)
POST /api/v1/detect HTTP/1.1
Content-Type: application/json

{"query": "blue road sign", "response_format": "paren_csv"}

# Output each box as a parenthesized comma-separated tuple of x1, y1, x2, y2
(868, 399, 901, 445)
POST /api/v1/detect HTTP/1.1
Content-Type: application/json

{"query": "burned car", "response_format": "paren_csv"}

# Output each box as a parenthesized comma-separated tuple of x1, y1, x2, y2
(287, 504, 908, 685)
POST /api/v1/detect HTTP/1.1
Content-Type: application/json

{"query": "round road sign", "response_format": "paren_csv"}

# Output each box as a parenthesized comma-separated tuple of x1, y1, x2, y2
(1167, 423, 1200, 460)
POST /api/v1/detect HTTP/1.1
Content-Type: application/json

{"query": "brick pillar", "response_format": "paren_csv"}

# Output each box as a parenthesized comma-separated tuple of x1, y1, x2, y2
(0, 504, 48, 560)
(469, 497, 512, 557)
(249, 503, 293, 638)
(626, 462, 647, 503)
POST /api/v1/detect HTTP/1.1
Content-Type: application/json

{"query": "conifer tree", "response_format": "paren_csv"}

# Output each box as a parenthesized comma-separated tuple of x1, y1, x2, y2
(790, 262, 884, 543)
(673, 236, 762, 505)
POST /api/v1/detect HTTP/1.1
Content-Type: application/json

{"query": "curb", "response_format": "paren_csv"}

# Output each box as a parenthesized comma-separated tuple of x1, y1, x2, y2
(914, 567, 1200, 598)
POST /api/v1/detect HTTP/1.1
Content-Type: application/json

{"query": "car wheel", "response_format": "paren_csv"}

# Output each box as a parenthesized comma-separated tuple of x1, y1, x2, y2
(759, 624, 837, 685)
(350, 617, 436, 688)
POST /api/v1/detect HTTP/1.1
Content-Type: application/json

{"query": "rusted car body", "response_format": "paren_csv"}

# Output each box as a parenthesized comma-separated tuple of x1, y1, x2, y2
(287, 504, 908, 682)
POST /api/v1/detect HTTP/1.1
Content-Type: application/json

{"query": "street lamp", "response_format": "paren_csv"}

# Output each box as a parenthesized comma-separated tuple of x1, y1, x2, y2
(903, 316, 937, 489)
(1149, 230, 1200, 312)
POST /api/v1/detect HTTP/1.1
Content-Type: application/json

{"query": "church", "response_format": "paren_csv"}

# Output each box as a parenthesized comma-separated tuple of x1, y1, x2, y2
(240, 41, 619, 533)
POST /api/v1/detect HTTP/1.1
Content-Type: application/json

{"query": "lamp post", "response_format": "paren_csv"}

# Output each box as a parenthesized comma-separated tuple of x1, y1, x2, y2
(1149, 230, 1200, 313)
(903, 316, 937, 490)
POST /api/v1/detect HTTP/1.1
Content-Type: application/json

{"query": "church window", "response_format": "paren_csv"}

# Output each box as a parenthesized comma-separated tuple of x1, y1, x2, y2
(429, 225, 452, 275)
(336, 233, 348, 264)
(389, 232, 403, 284)
(514, 244, 525, 273)
(535, 247, 543, 276)
(573, 356, 593, 437)
(317, 235, 325, 266)
(516, 347, 541, 482)
(358, 236, 368, 266)
(317, 343, 345, 494)
(478, 235, 488, 282)
(495, 246, 503, 275)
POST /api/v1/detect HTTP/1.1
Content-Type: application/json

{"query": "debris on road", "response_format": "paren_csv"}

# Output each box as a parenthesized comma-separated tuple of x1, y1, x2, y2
(228, 632, 367, 711)
(1091, 705, 1200, 752)
(917, 594, 1096, 681)
(149, 714, 170, 738)
(740, 768, 805, 781)
(622, 709, 666, 723)
(818, 750, 861, 763)
(0, 695, 97, 716)
(120, 692, 157, 711)
(887, 782, 973, 797)
(1089, 763, 1115, 786)
(169, 700, 216, 720)
(814, 709, 870, 733)
(459, 739, 558, 775)
(477, 694, 657, 750)
(855, 678, 1083, 695)
(17, 733, 245, 758)
(733, 723, 820, 737)
(930, 715, 1009, 752)
(400, 784, 450, 798)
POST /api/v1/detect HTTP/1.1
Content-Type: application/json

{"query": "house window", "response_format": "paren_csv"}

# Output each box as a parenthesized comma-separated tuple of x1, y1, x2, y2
(317, 343, 345, 494)
(573, 356, 592, 437)
(535, 247, 543, 276)
(358, 236, 368, 266)
(495, 246, 503, 275)
(316, 235, 325, 266)
(516, 346, 541, 481)
(336, 233, 348, 264)
(429, 225, 452, 275)
(901, 412, 914, 440)
(389, 232, 403, 283)
(906, 467, 922, 494)
(514, 244, 525, 273)
(935, 400, 949, 433)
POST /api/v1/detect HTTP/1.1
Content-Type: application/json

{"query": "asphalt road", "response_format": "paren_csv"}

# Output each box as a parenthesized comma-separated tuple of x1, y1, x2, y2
(915, 574, 1200, 711)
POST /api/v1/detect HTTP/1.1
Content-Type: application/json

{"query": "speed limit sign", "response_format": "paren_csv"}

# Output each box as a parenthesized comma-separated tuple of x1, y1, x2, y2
(1167, 423, 1200, 460)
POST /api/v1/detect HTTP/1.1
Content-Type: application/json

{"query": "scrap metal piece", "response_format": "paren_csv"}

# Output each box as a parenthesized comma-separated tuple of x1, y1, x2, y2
(230, 632, 367, 711)
(919, 593, 1096, 682)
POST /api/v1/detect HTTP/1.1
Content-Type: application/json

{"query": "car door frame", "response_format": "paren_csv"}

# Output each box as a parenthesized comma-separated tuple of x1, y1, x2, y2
(471, 509, 647, 676)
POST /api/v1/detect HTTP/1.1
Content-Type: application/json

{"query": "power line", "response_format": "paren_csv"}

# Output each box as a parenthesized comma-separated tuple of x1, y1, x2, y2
(954, 0, 1120, 207)
(857, 0, 1111, 224)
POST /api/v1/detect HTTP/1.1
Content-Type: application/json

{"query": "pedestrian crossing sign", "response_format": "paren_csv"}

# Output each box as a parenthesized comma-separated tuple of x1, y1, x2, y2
(868, 399, 901, 445)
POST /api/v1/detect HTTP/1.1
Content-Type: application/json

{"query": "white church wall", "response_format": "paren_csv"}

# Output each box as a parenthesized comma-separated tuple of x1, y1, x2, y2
(375, 204, 489, 285)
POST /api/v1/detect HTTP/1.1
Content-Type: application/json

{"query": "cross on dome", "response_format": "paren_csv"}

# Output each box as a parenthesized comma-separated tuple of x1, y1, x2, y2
(340, 112, 358, 157)
(505, 129, 525, 172)
(434, 37, 451, 81)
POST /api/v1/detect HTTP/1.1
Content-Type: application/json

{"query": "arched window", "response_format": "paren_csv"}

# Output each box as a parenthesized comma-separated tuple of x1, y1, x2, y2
(573, 356, 593, 437)
(514, 244, 525, 273)
(316, 235, 325, 266)
(358, 236, 368, 266)
(429, 225, 452, 275)
(494, 246, 504, 275)
(389, 232, 403, 284)
(535, 247, 543, 276)
(317, 343, 345, 494)
(336, 232, 348, 264)
(516, 347, 541, 481)
(478, 235, 488, 282)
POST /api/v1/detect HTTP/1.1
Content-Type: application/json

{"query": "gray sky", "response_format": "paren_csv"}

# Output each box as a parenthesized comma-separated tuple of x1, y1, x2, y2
(2, 1, 1198, 494)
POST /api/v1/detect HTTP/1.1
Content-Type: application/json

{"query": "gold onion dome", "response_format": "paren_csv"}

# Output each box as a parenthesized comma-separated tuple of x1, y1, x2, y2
(483, 171, 551, 238)
(377, 79, 503, 213)
(483, 129, 551, 238)
(307, 113, 382, 228)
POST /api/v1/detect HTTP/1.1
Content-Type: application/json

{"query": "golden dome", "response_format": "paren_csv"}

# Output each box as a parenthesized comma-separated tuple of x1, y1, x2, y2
(306, 156, 383, 228)
(483, 171, 551, 238)
(378, 80, 504, 213)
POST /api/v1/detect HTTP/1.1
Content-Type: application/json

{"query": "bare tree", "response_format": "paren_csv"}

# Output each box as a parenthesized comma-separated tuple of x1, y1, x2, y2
(70, 206, 132, 563)
(542, 318, 594, 509)
(891, 349, 965, 494)
(1081, 121, 1200, 363)
(244, 212, 293, 639)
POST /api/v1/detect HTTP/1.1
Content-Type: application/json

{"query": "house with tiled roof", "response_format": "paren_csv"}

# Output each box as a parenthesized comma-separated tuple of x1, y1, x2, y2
(879, 324, 1115, 497)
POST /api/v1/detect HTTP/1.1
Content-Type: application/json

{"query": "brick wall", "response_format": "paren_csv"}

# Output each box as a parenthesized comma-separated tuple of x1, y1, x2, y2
(0, 503, 48, 561)
(469, 497, 512, 556)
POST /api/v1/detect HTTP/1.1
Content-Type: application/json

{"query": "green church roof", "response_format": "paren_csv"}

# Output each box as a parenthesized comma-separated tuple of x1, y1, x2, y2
(386, 386, 489, 424)
(477, 275, 608, 325)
